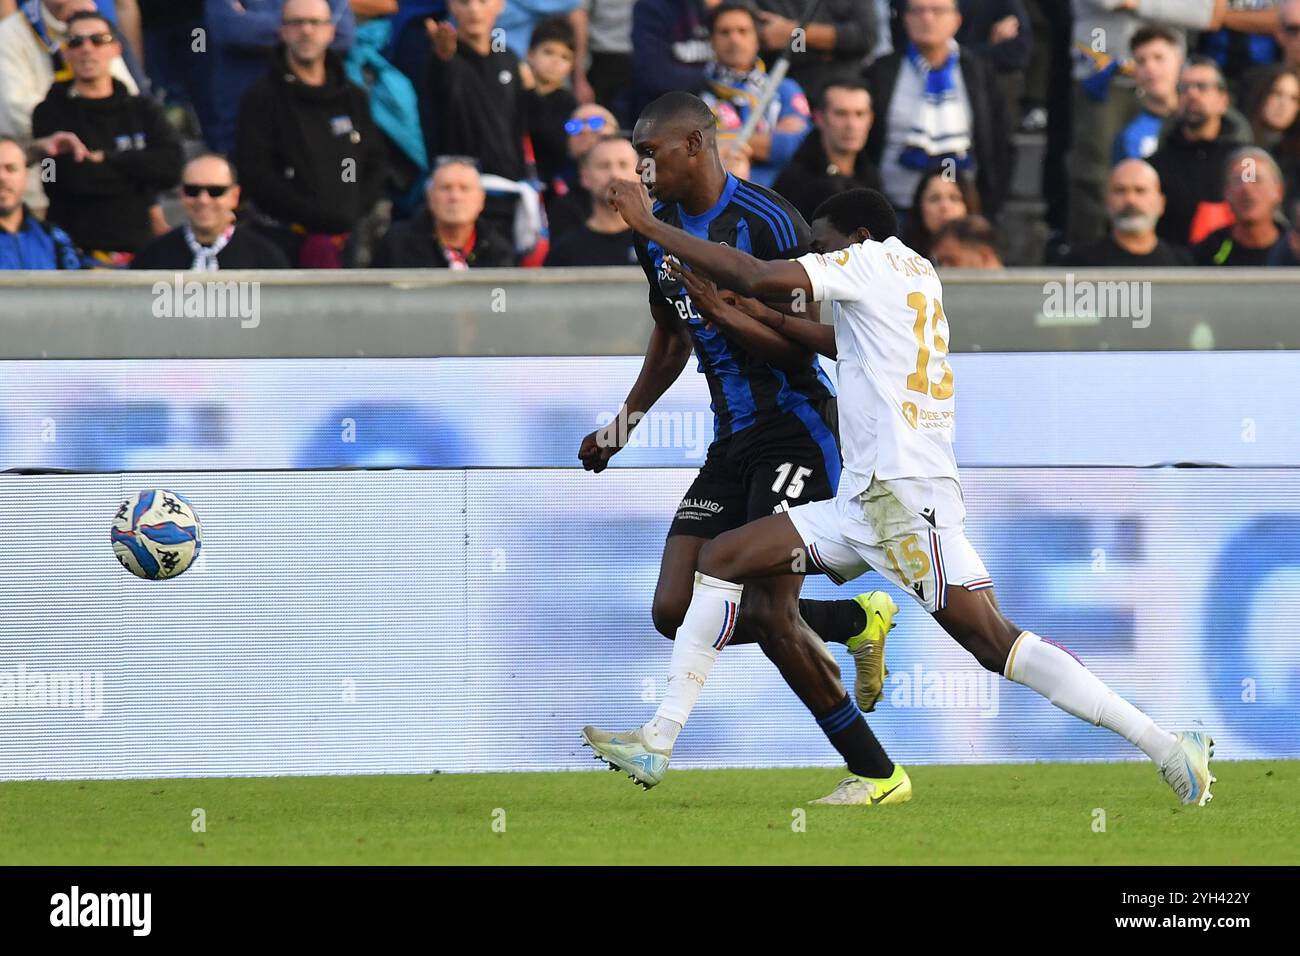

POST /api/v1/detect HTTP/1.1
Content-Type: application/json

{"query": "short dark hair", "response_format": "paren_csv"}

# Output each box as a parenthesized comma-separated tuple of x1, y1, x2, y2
(1130, 24, 1185, 56)
(932, 214, 1000, 255)
(811, 188, 899, 241)
(529, 15, 575, 52)
(820, 79, 872, 101)
(1183, 54, 1228, 90)
(707, 1, 759, 33)
(639, 91, 717, 134)
(64, 10, 115, 35)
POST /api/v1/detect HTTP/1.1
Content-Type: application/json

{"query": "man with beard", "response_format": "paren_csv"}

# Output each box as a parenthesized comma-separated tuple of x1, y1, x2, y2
(1064, 159, 1193, 267)
(0, 135, 81, 269)
(1148, 56, 1252, 247)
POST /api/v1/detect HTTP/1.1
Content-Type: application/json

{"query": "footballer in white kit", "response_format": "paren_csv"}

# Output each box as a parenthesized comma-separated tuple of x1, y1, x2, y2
(786, 234, 991, 613)
(599, 182, 1217, 807)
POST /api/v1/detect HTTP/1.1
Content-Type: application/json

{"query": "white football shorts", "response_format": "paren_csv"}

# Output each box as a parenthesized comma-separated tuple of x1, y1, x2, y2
(787, 475, 992, 614)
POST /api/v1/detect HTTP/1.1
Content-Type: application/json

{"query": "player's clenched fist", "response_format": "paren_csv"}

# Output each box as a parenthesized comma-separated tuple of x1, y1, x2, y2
(606, 179, 653, 232)
(578, 420, 625, 473)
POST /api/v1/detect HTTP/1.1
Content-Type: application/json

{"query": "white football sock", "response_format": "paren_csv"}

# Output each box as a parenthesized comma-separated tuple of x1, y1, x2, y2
(644, 572, 743, 746)
(1004, 631, 1177, 763)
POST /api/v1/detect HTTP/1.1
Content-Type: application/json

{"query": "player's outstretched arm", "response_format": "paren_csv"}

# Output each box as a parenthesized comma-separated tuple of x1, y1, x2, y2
(608, 180, 814, 301)
(757, 306, 836, 359)
(730, 296, 836, 359)
(671, 264, 818, 369)
(578, 299, 691, 473)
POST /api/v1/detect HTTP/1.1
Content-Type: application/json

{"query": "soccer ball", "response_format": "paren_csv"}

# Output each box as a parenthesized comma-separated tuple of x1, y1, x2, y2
(111, 490, 203, 580)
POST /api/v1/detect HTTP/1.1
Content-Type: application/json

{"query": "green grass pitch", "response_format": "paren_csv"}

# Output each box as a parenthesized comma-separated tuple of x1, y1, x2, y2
(2, 761, 1295, 865)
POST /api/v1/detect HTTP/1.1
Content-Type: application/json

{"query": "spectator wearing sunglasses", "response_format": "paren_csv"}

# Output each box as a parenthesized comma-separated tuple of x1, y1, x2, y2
(1148, 56, 1252, 247)
(235, 0, 388, 268)
(372, 156, 515, 267)
(545, 102, 618, 233)
(30, 10, 181, 263)
(0, 2, 139, 145)
(131, 154, 290, 269)
(0, 0, 139, 217)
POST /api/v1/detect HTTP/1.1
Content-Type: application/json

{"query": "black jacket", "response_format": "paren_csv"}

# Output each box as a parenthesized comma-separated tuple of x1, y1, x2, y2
(773, 131, 883, 221)
(755, 0, 879, 102)
(372, 208, 515, 268)
(1148, 110, 1253, 246)
(957, 0, 1033, 74)
(863, 48, 1014, 217)
(236, 48, 388, 234)
(527, 86, 578, 186)
(425, 39, 528, 180)
(131, 225, 292, 270)
(31, 80, 183, 254)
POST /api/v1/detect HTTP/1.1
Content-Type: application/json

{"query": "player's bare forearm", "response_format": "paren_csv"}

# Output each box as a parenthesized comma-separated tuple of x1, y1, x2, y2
(707, 300, 813, 370)
(764, 310, 836, 359)
(732, 291, 833, 355)
(673, 265, 817, 369)
(629, 204, 811, 299)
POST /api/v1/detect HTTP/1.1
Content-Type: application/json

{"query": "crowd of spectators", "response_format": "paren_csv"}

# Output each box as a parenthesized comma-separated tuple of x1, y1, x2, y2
(0, 0, 1298, 270)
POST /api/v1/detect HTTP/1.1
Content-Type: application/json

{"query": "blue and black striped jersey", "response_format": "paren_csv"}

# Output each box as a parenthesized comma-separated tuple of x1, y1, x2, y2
(634, 174, 836, 441)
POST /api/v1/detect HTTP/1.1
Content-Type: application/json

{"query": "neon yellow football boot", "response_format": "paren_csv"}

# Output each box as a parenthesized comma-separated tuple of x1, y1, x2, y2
(844, 591, 899, 712)
(810, 764, 913, 806)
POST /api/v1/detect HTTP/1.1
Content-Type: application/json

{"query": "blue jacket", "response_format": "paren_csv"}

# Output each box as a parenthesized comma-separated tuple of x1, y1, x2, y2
(204, 0, 357, 154)
(0, 209, 83, 270)
(632, 0, 711, 111)
(496, 0, 580, 57)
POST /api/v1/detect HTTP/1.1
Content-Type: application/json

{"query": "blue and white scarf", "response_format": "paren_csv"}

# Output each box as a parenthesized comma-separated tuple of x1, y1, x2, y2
(898, 41, 972, 173)
(21, 0, 68, 76)
(702, 59, 781, 134)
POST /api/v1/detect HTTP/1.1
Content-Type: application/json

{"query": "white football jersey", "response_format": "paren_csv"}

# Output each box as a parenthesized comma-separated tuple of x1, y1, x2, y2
(796, 236, 959, 497)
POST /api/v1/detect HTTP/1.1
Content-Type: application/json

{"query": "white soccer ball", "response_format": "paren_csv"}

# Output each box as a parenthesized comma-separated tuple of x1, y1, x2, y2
(111, 490, 203, 580)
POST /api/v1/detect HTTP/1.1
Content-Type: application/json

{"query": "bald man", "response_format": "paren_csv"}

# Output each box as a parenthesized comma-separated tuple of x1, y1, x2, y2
(545, 136, 640, 266)
(234, 0, 386, 267)
(1064, 158, 1194, 266)
(372, 158, 515, 268)
(546, 103, 623, 236)
(132, 154, 290, 270)
(205, 0, 356, 154)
